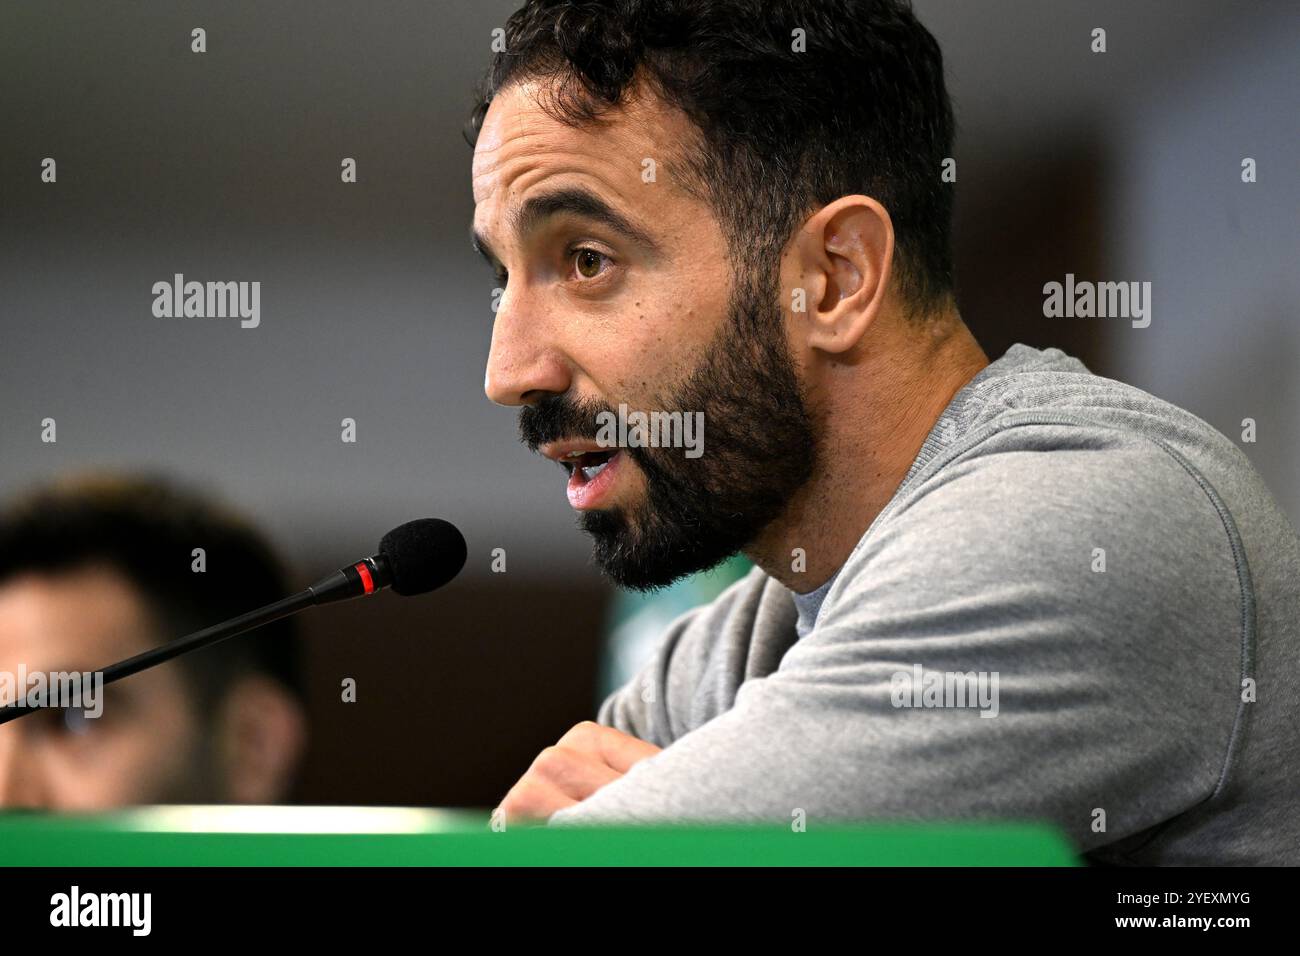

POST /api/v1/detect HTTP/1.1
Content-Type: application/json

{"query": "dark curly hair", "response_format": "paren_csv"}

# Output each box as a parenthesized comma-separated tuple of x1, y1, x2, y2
(467, 0, 956, 314)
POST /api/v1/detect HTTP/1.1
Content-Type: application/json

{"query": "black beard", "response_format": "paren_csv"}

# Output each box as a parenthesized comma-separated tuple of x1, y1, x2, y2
(519, 265, 817, 591)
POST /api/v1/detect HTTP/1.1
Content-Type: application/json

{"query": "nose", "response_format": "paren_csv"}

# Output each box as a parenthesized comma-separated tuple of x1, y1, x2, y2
(484, 286, 572, 407)
(0, 727, 46, 809)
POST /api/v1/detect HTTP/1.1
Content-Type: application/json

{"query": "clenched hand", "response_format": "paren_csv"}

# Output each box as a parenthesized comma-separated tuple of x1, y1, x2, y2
(497, 721, 662, 824)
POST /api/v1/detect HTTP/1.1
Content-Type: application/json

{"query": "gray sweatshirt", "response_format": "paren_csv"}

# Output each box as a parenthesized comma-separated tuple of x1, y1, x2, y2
(548, 344, 1300, 865)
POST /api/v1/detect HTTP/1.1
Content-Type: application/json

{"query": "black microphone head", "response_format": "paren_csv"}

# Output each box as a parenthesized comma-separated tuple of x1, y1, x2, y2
(378, 518, 467, 596)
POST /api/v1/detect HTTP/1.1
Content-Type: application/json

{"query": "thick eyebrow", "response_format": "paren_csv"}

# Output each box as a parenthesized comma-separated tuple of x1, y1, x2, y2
(471, 186, 661, 273)
(513, 187, 659, 254)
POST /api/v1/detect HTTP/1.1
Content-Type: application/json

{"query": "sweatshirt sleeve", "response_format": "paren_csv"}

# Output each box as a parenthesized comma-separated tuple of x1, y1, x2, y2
(591, 564, 774, 748)
(548, 433, 1250, 855)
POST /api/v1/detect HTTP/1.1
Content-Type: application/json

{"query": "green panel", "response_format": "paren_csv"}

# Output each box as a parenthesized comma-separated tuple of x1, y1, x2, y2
(0, 806, 1078, 866)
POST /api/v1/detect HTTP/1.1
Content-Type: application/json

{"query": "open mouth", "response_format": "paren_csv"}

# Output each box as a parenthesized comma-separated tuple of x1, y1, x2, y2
(559, 448, 618, 482)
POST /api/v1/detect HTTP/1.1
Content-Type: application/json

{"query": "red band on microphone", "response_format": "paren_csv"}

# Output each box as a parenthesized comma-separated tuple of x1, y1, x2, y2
(355, 561, 375, 594)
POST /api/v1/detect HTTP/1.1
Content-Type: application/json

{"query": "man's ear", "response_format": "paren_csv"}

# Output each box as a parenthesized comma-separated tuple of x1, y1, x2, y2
(215, 675, 306, 804)
(785, 195, 894, 354)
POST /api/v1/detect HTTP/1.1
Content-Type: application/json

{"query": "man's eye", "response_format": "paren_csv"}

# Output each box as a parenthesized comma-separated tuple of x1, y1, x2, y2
(29, 706, 95, 738)
(493, 266, 508, 285)
(572, 248, 609, 280)
(61, 706, 96, 735)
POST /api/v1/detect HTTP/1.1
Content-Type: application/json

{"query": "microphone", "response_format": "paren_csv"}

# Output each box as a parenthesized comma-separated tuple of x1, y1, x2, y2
(0, 518, 467, 725)
(307, 518, 469, 603)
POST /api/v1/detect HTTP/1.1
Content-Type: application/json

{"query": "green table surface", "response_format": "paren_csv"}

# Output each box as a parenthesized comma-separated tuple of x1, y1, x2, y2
(0, 806, 1078, 866)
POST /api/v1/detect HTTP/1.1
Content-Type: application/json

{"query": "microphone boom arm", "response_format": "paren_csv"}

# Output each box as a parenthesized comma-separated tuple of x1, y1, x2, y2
(0, 556, 392, 726)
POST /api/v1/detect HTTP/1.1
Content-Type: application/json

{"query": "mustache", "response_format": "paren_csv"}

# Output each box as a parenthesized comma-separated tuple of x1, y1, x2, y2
(518, 394, 618, 452)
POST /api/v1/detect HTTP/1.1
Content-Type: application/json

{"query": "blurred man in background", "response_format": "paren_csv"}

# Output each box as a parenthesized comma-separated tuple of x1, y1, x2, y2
(0, 474, 306, 809)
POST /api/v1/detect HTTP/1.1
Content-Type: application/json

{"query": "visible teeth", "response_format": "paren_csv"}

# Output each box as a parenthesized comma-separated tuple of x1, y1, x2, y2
(581, 461, 609, 480)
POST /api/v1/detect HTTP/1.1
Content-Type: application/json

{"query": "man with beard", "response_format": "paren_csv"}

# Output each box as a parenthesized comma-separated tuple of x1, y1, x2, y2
(468, 0, 1299, 864)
